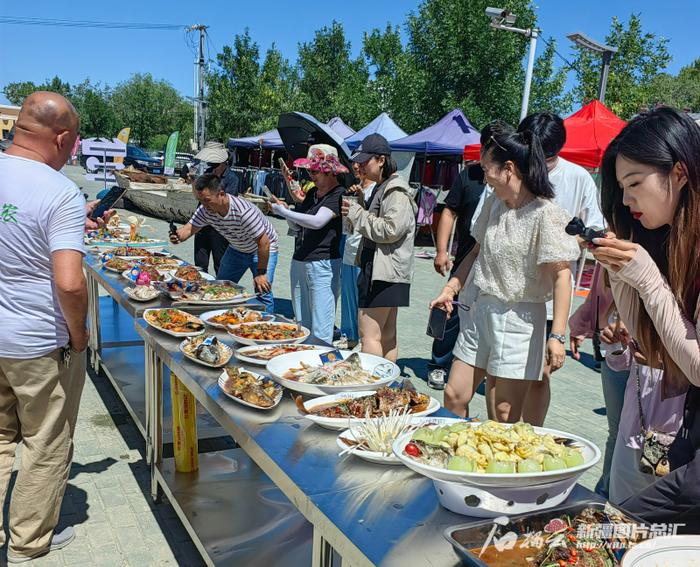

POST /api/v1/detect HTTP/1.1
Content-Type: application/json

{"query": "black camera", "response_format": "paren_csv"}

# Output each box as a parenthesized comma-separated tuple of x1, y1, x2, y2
(565, 217, 607, 243)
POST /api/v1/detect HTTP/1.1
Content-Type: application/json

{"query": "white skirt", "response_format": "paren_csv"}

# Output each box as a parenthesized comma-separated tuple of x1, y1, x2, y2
(453, 291, 546, 381)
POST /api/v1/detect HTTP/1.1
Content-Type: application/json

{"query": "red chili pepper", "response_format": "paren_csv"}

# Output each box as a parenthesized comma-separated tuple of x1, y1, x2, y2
(405, 442, 421, 457)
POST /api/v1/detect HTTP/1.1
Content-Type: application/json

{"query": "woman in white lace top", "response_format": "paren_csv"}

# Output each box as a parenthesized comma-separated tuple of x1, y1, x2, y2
(431, 126, 580, 422)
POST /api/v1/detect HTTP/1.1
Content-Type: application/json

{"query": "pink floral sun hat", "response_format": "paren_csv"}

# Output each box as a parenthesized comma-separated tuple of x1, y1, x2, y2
(293, 144, 349, 174)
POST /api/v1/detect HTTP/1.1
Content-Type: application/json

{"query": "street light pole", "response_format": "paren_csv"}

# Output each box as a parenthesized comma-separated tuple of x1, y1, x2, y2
(485, 8, 539, 122)
(567, 32, 618, 104)
(598, 50, 613, 104)
(520, 29, 538, 121)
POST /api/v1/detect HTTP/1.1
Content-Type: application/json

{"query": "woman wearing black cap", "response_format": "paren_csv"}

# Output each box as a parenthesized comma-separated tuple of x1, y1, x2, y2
(342, 134, 418, 362)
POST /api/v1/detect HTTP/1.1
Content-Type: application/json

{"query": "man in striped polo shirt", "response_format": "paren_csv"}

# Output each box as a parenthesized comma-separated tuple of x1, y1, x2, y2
(170, 173, 279, 312)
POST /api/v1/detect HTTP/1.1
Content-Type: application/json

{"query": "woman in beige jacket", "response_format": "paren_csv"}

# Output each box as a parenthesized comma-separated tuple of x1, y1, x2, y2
(590, 107, 700, 530)
(341, 134, 417, 362)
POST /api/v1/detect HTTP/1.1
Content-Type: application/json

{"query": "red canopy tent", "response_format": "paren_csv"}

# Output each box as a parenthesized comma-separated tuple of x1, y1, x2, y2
(463, 100, 626, 169)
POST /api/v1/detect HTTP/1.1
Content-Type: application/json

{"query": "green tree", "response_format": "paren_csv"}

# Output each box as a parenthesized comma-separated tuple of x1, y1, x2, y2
(529, 38, 574, 116)
(647, 58, 700, 111)
(110, 73, 192, 149)
(3, 81, 40, 105)
(400, 0, 537, 130)
(297, 21, 374, 128)
(254, 46, 300, 133)
(570, 13, 671, 118)
(70, 80, 118, 138)
(206, 29, 264, 140)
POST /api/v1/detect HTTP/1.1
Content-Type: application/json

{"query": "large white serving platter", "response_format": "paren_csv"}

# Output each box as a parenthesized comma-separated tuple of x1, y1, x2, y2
(300, 390, 440, 430)
(392, 420, 601, 488)
(142, 309, 205, 338)
(228, 322, 311, 346)
(266, 350, 400, 396)
(621, 535, 700, 567)
(217, 368, 283, 410)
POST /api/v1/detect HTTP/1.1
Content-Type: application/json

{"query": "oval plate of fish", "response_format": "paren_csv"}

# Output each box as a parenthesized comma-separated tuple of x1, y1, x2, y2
(235, 344, 332, 366)
(267, 350, 400, 396)
(218, 367, 283, 410)
(295, 381, 440, 429)
(179, 335, 233, 368)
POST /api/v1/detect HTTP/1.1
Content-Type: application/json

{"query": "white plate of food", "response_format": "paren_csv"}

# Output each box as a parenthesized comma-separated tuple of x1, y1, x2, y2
(162, 283, 254, 305)
(621, 535, 700, 567)
(217, 367, 283, 410)
(267, 350, 400, 396)
(143, 308, 206, 338)
(179, 335, 233, 368)
(138, 256, 186, 269)
(392, 420, 601, 488)
(336, 416, 460, 465)
(103, 257, 135, 272)
(125, 285, 160, 302)
(227, 321, 310, 346)
(101, 247, 172, 258)
(121, 268, 173, 284)
(296, 382, 440, 429)
(169, 265, 216, 283)
(89, 238, 167, 249)
(235, 344, 332, 366)
(201, 308, 273, 329)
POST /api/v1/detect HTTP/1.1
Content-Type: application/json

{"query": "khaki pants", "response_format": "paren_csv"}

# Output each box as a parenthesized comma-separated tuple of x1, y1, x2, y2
(0, 347, 86, 557)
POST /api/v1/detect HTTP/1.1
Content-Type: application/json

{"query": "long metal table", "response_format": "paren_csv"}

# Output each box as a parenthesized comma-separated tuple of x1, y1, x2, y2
(137, 320, 599, 566)
(83, 252, 261, 443)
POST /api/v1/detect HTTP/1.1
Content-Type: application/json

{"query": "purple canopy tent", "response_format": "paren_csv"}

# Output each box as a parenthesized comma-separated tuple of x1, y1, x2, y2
(227, 128, 284, 150)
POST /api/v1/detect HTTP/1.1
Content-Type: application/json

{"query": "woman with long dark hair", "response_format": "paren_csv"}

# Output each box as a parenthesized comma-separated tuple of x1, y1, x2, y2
(590, 107, 700, 528)
(430, 126, 579, 422)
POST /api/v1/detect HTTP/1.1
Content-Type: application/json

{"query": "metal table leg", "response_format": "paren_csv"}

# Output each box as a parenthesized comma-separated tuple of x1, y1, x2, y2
(146, 342, 163, 501)
(86, 271, 101, 372)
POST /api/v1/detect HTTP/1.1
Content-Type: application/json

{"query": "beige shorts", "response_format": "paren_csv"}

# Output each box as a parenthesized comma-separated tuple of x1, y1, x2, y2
(453, 292, 546, 380)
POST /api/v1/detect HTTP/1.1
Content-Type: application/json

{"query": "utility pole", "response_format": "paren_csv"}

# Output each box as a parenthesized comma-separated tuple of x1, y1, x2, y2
(186, 24, 208, 151)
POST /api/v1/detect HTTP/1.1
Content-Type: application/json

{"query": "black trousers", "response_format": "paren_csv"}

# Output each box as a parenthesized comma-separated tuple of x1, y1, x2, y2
(621, 451, 700, 533)
(194, 226, 228, 275)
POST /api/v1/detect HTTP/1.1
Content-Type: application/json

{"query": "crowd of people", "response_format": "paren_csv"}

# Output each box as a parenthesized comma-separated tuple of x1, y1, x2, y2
(0, 89, 698, 561)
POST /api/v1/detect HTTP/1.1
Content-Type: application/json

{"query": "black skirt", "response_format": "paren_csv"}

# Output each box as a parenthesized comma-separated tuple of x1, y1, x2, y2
(357, 247, 410, 309)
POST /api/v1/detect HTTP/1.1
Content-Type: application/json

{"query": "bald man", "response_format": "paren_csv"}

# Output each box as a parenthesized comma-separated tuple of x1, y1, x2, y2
(0, 91, 86, 562)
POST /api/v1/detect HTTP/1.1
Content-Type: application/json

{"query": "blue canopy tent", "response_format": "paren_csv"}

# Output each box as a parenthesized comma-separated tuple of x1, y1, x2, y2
(227, 128, 284, 150)
(345, 112, 407, 150)
(389, 109, 479, 154)
(326, 117, 355, 139)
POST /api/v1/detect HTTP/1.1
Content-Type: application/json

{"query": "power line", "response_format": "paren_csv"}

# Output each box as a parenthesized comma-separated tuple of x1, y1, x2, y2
(0, 16, 186, 31)
(539, 35, 580, 73)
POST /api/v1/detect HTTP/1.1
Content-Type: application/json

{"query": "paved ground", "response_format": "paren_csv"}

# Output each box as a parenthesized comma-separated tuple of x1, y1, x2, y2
(4, 166, 609, 565)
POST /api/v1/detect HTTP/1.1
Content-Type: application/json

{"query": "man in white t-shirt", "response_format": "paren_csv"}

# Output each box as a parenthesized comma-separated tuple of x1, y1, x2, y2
(518, 113, 605, 425)
(0, 92, 87, 561)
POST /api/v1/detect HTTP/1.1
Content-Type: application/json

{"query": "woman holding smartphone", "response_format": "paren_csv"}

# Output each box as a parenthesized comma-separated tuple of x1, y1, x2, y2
(590, 107, 700, 529)
(430, 126, 579, 422)
(269, 145, 346, 344)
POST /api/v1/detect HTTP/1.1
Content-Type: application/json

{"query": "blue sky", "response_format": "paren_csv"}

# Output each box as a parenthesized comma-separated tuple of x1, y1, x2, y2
(1, 0, 697, 111)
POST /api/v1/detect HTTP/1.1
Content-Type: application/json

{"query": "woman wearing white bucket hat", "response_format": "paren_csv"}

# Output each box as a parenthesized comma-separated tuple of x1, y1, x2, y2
(270, 144, 347, 344)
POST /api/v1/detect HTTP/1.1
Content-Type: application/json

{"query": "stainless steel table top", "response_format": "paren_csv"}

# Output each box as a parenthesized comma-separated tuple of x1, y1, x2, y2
(83, 252, 262, 318)
(135, 320, 598, 566)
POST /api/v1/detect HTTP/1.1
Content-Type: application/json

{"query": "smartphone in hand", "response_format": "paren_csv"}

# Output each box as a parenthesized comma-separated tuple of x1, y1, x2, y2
(90, 186, 127, 220)
(426, 307, 448, 340)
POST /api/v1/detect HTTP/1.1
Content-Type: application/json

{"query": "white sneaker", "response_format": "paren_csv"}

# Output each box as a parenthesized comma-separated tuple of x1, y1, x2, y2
(428, 369, 446, 390)
(7, 527, 75, 563)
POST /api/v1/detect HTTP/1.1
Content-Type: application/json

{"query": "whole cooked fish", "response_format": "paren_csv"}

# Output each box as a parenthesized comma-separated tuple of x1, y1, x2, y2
(223, 368, 277, 408)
